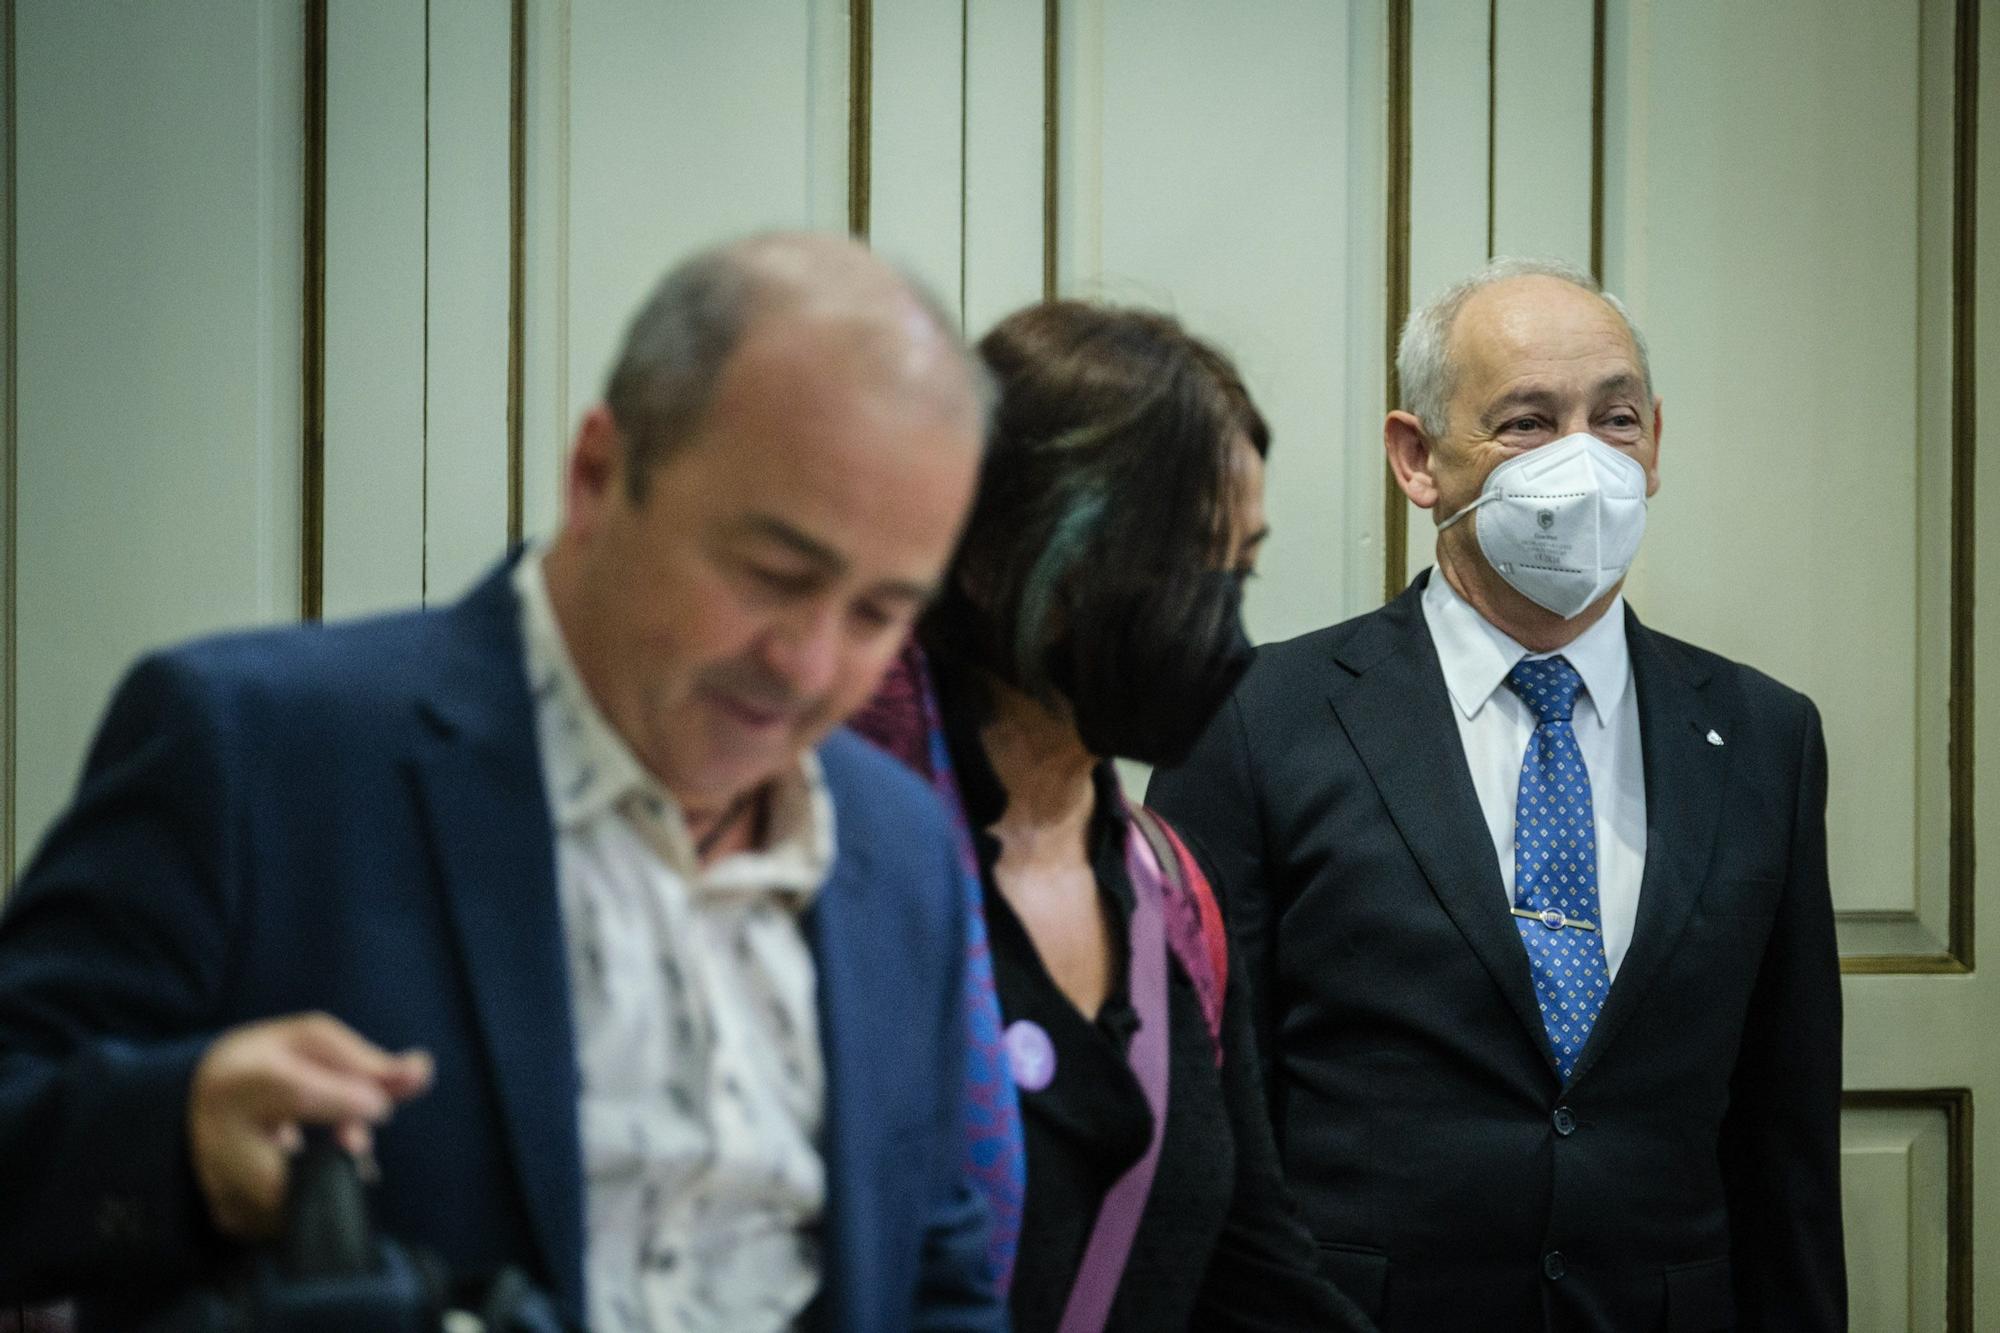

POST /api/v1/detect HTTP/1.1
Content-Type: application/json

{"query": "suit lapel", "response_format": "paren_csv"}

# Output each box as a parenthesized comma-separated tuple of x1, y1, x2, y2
(1329, 581, 1555, 1067)
(1567, 610, 1728, 1084)
(803, 813, 875, 1331)
(407, 566, 585, 1317)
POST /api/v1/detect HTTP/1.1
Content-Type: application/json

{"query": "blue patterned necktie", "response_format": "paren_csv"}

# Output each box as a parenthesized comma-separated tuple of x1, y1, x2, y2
(1506, 655, 1611, 1081)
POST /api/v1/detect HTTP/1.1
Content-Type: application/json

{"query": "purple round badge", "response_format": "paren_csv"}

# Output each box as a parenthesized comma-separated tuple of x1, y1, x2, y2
(1004, 1019, 1057, 1092)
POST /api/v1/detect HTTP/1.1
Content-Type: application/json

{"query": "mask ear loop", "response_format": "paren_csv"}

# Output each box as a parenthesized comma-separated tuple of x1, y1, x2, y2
(1435, 490, 1497, 535)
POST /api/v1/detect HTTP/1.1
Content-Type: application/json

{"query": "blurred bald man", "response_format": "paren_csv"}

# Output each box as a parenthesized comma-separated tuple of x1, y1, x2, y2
(0, 233, 1006, 1331)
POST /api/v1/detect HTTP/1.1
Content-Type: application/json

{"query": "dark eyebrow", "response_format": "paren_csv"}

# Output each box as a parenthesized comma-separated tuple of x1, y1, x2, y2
(737, 513, 938, 605)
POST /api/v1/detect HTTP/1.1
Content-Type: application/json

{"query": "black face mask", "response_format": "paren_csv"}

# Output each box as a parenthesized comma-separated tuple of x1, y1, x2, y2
(1045, 568, 1253, 767)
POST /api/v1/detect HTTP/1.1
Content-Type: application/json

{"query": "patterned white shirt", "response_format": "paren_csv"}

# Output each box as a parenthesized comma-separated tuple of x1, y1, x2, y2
(512, 553, 833, 1333)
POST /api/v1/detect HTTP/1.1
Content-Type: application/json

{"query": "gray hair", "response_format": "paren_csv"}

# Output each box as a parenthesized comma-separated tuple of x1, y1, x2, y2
(602, 234, 987, 497)
(1395, 256, 1654, 436)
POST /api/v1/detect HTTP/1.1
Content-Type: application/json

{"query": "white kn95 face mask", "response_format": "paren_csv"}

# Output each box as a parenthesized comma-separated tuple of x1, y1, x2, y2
(1435, 432, 1649, 619)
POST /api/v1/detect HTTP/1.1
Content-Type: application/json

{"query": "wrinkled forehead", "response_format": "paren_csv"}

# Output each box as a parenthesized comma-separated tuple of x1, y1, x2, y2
(1450, 276, 1643, 389)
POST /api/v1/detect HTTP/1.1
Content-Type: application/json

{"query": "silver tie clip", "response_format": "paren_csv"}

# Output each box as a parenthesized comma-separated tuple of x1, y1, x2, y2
(1512, 906, 1599, 933)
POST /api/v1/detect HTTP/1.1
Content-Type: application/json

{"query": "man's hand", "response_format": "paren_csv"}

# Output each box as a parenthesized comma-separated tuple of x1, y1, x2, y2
(187, 1013, 433, 1239)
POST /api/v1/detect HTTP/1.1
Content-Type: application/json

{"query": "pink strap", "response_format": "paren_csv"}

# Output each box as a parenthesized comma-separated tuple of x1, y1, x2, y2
(1055, 824, 1172, 1333)
(1132, 807, 1227, 1063)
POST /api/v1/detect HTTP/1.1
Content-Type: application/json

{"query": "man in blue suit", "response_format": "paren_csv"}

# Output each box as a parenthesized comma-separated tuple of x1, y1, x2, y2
(0, 232, 1005, 1331)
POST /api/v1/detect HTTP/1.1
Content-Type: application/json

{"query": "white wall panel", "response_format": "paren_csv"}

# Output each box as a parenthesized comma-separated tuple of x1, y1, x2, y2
(1056, 0, 1378, 646)
(869, 0, 965, 323)
(1490, 0, 1592, 269)
(962, 0, 1047, 338)
(559, 0, 836, 480)
(321, 0, 426, 618)
(10, 0, 302, 871)
(1401, 0, 1491, 586)
(520, 0, 852, 547)
(1603, 0, 1941, 941)
(1840, 1104, 1950, 1333)
(424, 0, 513, 603)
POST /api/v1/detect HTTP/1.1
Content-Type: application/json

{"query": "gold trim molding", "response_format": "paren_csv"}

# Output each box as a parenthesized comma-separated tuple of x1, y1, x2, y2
(1483, 0, 1496, 261)
(1588, 0, 1605, 282)
(848, 0, 871, 239)
(1042, 0, 1059, 299)
(1381, 0, 1411, 604)
(1944, 0, 1977, 972)
(301, 0, 327, 622)
(3, 0, 16, 891)
(506, 0, 524, 546)
(1842, 1087, 1974, 1330)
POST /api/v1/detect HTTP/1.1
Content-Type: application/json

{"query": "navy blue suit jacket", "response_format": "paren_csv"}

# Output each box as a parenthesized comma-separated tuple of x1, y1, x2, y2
(1149, 575, 1844, 1332)
(0, 563, 1003, 1331)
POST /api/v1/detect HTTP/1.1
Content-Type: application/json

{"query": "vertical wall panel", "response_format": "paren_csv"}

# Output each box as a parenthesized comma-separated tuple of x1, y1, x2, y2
(321, 0, 425, 618)
(520, 0, 851, 547)
(1055, 0, 1376, 646)
(1490, 0, 1593, 266)
(2, 0, 14, 887)
(10, 0, 302, 869)
(1343, 0, 1393, 616)
(1604, 0, 1940, 943)
(1401, 0, 1491, 585)
(868, 0, 965, 320)
(561, 2, 830, 458)
(962, 0, 1046, 339)
(1840, 1104, 1950, 1331)
(518, 0, 572, 544)
(1053, 0, 1106, 295)
(424, 0, 512, 601)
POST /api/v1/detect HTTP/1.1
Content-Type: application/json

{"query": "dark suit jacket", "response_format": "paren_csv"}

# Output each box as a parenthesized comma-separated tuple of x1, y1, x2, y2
(1148, 575, 1844, 1333)
(0, 563, 1002, 1332)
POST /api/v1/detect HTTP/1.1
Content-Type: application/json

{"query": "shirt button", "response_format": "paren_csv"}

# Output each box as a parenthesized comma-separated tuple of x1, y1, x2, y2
(1552, 1106, 1577, 1136)
(1543, 1251, 1567, 1281)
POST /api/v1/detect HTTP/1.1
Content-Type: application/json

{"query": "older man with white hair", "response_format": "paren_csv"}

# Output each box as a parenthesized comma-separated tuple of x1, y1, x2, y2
(1151, 258, 1844, 1332)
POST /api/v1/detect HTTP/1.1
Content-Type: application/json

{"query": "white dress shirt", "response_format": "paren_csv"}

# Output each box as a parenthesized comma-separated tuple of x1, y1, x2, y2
(1419, 568, 1648, 979)
(513, 553, 833, 1333)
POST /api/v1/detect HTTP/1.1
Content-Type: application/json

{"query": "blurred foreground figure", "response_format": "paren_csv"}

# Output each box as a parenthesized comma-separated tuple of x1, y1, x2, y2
(0, 231, 1006, 1333)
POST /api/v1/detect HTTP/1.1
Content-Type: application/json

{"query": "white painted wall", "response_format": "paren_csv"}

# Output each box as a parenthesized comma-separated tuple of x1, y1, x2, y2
(1056, 0, 1388, 644)
(9, 0, 303, 870)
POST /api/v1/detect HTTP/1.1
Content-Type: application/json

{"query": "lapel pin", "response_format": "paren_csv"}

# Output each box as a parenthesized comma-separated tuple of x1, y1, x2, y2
(1004, 1019, 1056, 1092)
(1705, 729, 1725, 746)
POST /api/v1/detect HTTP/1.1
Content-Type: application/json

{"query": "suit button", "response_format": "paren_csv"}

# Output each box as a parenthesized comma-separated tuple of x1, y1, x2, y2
(1543, 1251, 1566, 1281)
(1552, 1106, 1577, 1136)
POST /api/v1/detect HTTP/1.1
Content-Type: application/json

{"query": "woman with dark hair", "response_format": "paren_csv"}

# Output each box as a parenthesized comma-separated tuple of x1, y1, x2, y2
(852, 301, 1371, 1331)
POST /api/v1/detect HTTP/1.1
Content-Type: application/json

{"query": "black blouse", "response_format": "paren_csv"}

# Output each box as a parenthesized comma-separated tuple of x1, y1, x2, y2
(936, 671, 1371, 1332)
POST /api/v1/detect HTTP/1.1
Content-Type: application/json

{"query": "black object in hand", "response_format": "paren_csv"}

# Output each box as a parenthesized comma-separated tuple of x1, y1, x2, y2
(138, 1132, 568, 1332)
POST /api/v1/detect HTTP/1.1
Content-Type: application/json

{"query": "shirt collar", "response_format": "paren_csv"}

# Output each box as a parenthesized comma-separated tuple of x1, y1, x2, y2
(512, 549, 834, 902)
(1419, 566, 1632, 728)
